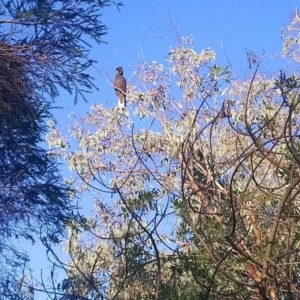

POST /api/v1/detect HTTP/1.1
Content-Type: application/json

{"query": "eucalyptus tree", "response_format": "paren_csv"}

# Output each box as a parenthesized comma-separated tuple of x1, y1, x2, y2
(47, 12, 300, 300)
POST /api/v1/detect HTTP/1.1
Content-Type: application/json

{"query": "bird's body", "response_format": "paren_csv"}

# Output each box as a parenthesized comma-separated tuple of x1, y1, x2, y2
(114, 66, 126, 108)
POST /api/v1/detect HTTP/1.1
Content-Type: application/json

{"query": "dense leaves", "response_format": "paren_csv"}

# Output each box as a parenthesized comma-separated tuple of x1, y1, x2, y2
(0, 48, 74, 299)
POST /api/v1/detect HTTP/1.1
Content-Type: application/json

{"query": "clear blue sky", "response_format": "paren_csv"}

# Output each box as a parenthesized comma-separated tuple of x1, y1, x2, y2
(54, 0, 300, 121)
(25, 1, 300, 297)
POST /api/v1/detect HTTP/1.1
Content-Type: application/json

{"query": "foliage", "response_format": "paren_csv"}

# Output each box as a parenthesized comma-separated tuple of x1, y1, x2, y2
(46, 11, 300, 300)
(0, 0, 122, 102)
(0, 43, 75, 299)
(0, 0, 123, 298)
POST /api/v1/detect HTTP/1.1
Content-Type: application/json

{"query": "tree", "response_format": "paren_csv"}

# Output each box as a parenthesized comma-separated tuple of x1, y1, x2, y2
(0, 41, 74, 300)
(0, 0, 123, 298)
(47, 12, 300, 300)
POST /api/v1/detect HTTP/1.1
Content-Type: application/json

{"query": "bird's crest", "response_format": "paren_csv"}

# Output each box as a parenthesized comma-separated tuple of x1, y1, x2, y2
(116, 66, 123, 75)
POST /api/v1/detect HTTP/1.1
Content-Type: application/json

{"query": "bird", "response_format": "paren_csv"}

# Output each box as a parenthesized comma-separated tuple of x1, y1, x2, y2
(114, 66, 126, 108)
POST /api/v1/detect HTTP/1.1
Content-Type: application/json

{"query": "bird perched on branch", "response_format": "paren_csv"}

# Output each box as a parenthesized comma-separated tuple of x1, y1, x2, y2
(114, 66, 126, 108)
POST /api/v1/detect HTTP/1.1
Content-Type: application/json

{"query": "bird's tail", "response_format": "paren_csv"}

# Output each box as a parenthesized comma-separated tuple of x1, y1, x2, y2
(118, 97, 126, 109)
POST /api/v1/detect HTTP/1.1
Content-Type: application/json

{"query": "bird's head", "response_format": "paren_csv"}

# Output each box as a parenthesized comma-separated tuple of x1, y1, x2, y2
(116, 66, 123, 75)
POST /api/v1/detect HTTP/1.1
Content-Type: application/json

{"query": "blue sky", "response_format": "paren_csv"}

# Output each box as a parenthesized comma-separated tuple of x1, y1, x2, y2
(54, 0, 300, 123)
(25, 0, 300, 297)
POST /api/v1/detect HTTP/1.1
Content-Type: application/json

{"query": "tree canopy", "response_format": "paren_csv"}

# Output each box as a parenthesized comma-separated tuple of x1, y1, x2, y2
(45, 10, 300, 300)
